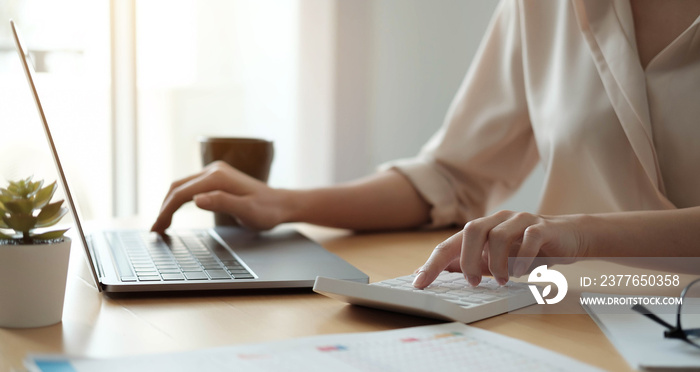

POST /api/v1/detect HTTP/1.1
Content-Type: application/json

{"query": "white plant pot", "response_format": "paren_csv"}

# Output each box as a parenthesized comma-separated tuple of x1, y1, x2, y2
(0, 237, 71, 328)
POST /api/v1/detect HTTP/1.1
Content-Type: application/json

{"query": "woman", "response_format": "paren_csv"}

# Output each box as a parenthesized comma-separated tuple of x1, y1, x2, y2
(152, 0, 700, 289)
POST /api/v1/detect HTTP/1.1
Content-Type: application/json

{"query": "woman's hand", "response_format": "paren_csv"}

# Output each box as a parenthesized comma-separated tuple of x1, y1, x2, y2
(412, 210, 590, 288)
(151, 161, 289, 233)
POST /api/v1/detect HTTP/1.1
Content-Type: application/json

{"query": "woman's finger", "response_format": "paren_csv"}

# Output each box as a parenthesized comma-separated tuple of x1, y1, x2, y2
(413, 230, 464, 288)
(460, 210, 513, 286)
(483, 212, 539, 284)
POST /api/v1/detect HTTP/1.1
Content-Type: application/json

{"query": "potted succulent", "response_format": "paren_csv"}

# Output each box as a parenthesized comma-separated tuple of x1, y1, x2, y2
(0, 176, 71, 328)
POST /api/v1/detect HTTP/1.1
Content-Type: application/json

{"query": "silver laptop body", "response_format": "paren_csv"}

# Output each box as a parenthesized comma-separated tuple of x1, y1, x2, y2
(10, 20, 368, 293)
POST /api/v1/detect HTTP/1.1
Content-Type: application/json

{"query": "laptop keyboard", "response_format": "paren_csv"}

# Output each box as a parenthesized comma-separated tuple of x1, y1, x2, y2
(106, 232, 254, 282)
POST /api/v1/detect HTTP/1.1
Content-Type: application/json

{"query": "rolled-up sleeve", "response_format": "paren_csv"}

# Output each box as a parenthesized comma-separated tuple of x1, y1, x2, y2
(381, 0, 538, 228)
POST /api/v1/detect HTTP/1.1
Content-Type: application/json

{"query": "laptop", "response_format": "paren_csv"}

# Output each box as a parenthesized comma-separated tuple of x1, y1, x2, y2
(10, 20, 368, 293)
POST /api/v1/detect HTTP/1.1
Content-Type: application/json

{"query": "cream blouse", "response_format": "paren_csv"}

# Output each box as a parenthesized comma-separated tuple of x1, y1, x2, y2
(385, 0, 700, 228)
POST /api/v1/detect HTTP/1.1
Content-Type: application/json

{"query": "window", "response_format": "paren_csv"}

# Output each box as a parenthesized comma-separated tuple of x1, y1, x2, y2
(0, 0, 111, 219)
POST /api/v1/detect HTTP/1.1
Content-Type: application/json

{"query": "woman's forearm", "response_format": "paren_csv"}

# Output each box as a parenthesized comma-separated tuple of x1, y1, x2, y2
(280, 170, 431, 231)
(585, 206, 700, 258)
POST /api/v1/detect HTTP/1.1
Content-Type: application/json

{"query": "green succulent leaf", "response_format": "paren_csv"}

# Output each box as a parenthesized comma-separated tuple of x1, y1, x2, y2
(36, 204, 68, 228)
(3, 213, 37, 233)
(7, 178, 29, 197)
(0, 178, 64, 241)
(7, 177, 38, 197)
(30, 228, 69, 241)
(6, 183, 19, 195)
(33, 181, 56, 209)
(0, 193, 14, 204)
(29, 179, 43, 195)
(4, 199, 35, 214)
(0, 230, 16, 240)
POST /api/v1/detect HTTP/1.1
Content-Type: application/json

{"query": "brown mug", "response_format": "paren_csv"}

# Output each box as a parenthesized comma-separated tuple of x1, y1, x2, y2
(199, 137, 274, 226)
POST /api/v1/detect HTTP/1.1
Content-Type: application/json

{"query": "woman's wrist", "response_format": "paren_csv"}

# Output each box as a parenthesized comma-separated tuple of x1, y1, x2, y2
(274, 188, 312, 225)
(574, 213, 603, 259)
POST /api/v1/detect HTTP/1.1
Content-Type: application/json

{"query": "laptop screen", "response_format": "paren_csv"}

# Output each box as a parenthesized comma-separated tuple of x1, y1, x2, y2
(11, 19, 102, 291)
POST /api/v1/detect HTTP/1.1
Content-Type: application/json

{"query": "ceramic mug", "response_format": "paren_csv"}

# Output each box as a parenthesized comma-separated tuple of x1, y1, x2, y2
(199, 137, 274, 226)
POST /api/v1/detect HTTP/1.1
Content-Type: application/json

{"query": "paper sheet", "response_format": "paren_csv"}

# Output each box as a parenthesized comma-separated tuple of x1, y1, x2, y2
(581, 293, 700, 370)
(26, 322, 601, 372)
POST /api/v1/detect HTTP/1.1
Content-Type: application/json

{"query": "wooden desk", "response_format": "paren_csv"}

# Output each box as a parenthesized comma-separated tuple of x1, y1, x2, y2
(0, 225, 637, 371)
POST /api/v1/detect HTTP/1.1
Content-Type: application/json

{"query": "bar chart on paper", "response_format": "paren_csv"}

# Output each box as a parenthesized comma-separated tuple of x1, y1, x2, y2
(27, 322, 601, 372)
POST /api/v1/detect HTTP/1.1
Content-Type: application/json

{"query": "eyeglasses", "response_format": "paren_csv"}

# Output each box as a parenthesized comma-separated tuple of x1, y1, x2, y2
(632, 278, 700, 349)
